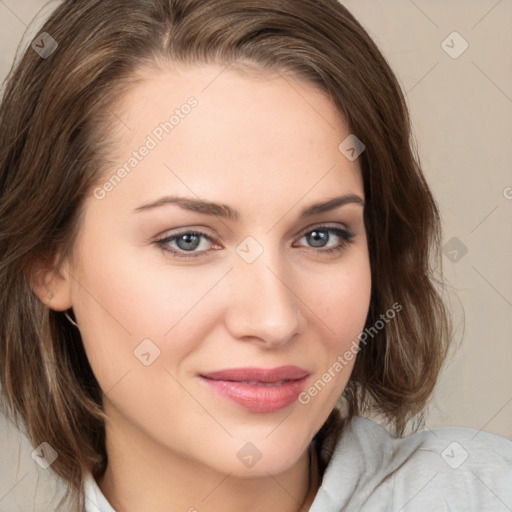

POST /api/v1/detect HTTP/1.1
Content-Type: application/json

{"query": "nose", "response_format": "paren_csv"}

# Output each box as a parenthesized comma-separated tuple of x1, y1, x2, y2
(224, 253, 306, 349)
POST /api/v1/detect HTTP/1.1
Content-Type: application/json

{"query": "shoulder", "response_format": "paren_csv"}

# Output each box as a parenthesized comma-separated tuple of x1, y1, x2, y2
(387, 419, 512, 511)
(312, 416, 512, 512)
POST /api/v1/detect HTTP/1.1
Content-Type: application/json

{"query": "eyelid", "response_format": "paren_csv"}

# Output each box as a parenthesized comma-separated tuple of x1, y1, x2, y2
(296, 221, 351, 238)
(153, 226, 219, 246)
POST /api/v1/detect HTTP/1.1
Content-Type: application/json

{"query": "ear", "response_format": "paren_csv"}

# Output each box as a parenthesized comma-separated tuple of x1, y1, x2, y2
(29, 253, 73, 312)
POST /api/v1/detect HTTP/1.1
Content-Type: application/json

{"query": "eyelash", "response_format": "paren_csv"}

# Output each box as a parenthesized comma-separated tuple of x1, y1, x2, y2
(155, 225, 355, 260)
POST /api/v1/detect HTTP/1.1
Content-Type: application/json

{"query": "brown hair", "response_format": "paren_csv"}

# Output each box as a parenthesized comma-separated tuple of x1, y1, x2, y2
(0, 0, 451, 509)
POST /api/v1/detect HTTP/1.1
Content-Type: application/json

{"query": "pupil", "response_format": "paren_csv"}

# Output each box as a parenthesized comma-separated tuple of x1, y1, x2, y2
(308, 230, 328, 247)
(177, 234, 200, 251)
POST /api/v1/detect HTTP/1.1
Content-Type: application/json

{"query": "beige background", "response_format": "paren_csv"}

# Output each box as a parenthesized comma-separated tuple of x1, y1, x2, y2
(1, 0, 511, 510)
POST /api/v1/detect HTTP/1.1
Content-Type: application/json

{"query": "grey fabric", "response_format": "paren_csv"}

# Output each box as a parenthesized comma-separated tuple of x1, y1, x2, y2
(308, 416, 512, 511)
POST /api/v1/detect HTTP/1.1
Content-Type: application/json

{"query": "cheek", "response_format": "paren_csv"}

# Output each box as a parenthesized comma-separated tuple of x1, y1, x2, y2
(309, 250, 372, 344)
(70, 239, 228, 387)
(69, 250, 219, 442)
(297, 253, 371, 412)
(323, 275, 371, 336)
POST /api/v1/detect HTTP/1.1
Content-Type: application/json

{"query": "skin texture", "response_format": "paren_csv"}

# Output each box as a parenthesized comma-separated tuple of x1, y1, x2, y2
(40, 65, 371, 512)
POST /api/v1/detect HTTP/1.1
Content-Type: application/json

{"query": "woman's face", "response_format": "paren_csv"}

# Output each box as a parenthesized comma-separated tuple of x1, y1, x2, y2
(62, 64, 371, 477)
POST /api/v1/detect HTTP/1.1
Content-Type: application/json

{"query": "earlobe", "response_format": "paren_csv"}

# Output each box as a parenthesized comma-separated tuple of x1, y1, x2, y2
(29, 256, 73, 312)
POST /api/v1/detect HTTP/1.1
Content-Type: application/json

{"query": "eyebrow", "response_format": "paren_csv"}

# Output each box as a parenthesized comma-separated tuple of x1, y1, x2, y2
(133, 193, 364, 220)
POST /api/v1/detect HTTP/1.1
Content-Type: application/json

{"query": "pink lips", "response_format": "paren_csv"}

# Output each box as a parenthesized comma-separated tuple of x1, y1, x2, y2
(199, 366, 309, 413)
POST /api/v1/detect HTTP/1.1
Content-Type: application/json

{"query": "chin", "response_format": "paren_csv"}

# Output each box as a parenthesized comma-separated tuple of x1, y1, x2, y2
(196, 429, 312, 478)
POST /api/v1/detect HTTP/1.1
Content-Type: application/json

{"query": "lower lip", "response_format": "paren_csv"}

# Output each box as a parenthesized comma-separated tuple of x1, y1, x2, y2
(200, 376, 308, 413)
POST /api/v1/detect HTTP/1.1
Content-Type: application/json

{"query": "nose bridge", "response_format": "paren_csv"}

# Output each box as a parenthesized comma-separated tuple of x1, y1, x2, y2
(225, 244, 303, 346)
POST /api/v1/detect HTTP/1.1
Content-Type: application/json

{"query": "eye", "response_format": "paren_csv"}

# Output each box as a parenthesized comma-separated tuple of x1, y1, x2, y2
(294, 226, 355, 254)
(155, 230, 217, 259)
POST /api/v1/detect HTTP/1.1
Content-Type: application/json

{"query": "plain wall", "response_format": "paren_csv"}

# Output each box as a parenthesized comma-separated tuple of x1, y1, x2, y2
(1, 1, 511, 510)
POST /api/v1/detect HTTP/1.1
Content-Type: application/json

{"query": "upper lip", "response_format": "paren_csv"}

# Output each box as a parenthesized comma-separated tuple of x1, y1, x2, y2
(200, 366, 309, 383)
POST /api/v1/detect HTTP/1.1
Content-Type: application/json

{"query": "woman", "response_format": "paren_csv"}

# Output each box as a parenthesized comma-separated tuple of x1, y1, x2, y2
(0, 1, 510, 511)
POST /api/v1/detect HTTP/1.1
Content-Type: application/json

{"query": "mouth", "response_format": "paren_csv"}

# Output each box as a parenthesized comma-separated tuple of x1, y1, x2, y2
(198, 366, 310, 413)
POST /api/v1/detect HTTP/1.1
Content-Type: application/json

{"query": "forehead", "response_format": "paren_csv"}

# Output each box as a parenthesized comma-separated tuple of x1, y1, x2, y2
(94, 64, 363, 216)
